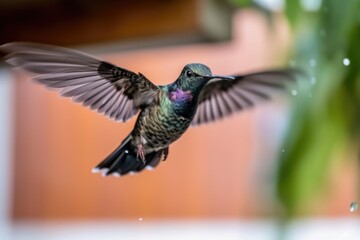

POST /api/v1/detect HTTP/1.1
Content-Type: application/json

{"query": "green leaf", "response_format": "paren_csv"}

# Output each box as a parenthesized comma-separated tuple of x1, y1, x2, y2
(284, 0, 302, 27)
(229, 0, 252, 7)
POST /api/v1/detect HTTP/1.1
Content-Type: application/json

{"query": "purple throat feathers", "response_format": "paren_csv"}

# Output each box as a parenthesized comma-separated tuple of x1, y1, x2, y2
(169, 89, 193, 102)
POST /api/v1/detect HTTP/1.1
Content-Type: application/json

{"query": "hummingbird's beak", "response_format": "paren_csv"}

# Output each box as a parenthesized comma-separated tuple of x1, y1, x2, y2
(203, 75, 235, 81)
(210, 75, 235, 80)
(213, 75, 235, 80)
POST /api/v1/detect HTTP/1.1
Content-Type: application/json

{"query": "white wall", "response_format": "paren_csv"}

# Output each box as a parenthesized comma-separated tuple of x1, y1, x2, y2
(0, 68, 13, 239)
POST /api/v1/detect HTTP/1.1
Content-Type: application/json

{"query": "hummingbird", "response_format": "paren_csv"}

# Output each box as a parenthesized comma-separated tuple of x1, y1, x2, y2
(1, 42, 300, 177)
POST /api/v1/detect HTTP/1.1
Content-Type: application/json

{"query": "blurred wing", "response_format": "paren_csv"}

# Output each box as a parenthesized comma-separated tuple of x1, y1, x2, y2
(192, 69, 301, 125)
(1, 42, 159, 122)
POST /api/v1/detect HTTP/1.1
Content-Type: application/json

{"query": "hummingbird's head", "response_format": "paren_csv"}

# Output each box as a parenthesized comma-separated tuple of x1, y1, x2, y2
(175, 63, 233, 93)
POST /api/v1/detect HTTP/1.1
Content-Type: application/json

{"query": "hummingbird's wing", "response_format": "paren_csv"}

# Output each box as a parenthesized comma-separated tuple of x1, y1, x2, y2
(192, 69, 301, 125)
(1, 42, 160, 122)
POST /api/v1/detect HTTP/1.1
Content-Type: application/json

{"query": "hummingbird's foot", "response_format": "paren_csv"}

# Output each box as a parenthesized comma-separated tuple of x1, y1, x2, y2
(136, 144, 146, 164)
(163, 148, 169, 161)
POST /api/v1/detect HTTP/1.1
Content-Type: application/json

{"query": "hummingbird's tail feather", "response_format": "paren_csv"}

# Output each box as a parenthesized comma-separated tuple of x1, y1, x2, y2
(92, 136, 168, 177)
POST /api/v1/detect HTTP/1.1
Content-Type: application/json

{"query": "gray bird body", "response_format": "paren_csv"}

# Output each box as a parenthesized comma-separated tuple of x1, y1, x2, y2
(1, 42, 301, 177)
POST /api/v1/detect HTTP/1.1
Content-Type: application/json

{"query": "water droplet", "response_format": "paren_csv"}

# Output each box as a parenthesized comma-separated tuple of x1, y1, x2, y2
(350, 202, 358, 212)
(300, 0, 322, 12)
(309, 58, 317, 67)
(138, 217, 143, 221)
(343, 58, 350, 66)
(310, 76, 316, 85)
(291, 90, 298, 96)
(281, 149, 285, 153)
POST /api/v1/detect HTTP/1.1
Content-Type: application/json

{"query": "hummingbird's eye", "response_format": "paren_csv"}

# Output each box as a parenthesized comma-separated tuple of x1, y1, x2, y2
(185, 70, 194, 78)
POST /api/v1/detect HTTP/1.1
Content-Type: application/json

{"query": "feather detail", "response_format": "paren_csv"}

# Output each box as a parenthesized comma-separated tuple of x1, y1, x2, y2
(1, 42, 160, 122)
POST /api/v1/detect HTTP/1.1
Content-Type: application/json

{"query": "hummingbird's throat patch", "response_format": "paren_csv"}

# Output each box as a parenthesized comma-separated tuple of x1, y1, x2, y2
(169, 89, 193, 102)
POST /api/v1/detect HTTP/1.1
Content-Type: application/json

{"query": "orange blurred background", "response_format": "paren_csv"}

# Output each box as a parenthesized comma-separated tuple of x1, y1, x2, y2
(10, 11, 357, 221)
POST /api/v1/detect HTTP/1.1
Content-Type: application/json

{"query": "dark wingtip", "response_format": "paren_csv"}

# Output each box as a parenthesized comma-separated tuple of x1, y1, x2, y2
(0, 43, 11, 62)
(0, 42, 24, 54)
(0, 42, 23, 65)
(0, 42, 10, 52)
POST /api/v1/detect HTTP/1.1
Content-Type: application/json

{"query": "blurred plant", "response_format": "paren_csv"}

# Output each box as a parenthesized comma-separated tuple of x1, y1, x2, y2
(231, 0, 360, 217)
(278, 0, 360, 217)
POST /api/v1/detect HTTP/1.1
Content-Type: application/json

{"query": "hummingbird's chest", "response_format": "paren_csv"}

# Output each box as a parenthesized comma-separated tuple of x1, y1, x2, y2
(132, 93, 194, 150)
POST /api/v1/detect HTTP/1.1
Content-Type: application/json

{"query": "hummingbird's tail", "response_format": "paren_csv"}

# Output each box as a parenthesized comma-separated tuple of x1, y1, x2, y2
(92, 136, 168, 177)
